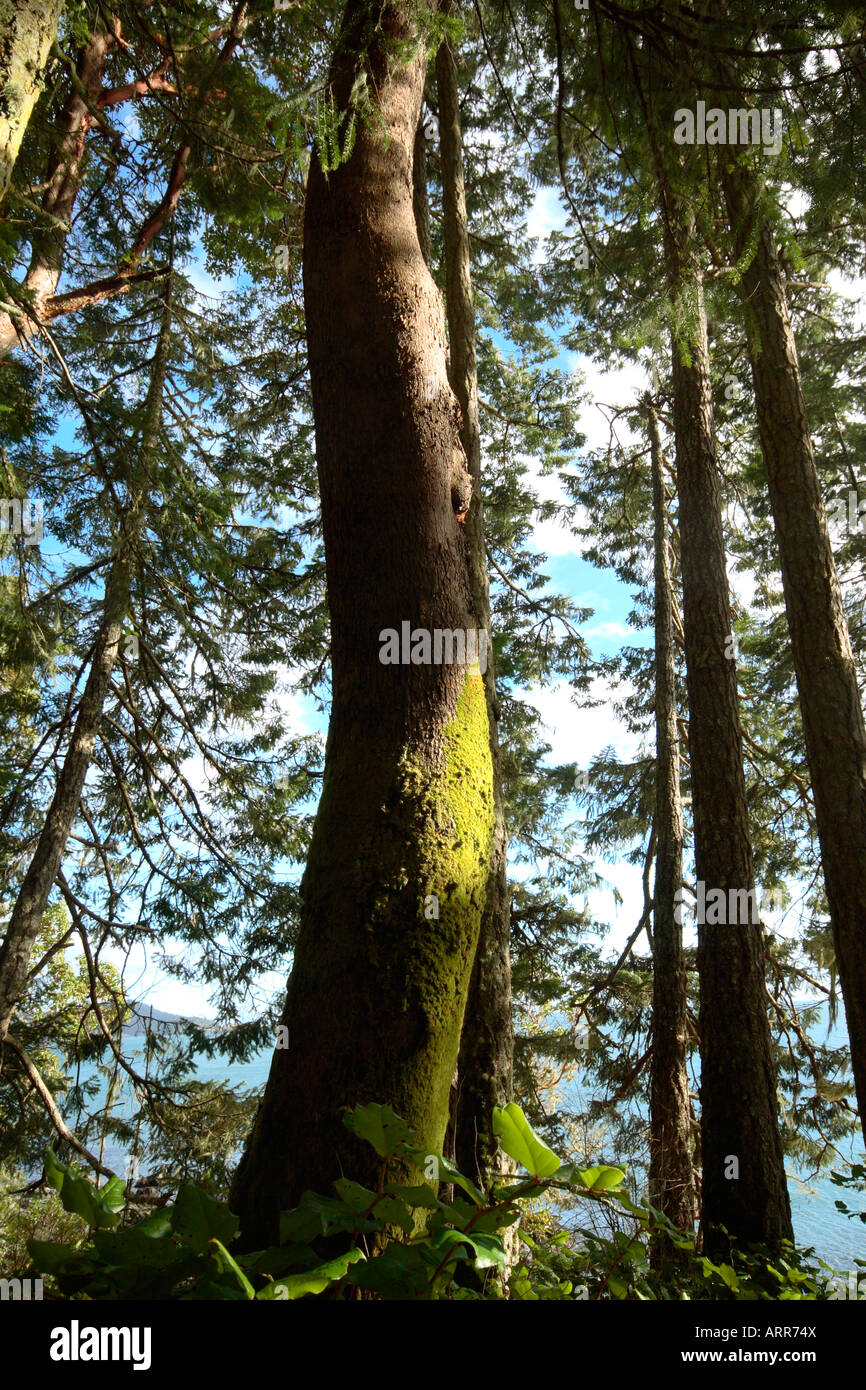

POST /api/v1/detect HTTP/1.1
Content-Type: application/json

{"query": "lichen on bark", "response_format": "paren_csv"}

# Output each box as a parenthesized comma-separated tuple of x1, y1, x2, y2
(0, 0, 64, 204)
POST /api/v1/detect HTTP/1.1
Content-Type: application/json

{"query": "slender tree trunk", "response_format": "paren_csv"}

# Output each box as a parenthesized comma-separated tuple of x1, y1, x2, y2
(230, 0, 495, 1250)
(436, 21, 513, 1192)
(0, 0, 64, 204)
(645, 400, 694, 1239)
(718, 152, 866, 1149)
(0, 281, 170, 1043)
(413, 109, 431, 269)
(666, 269, 791, 1257)
(634, 48, 793, 1255)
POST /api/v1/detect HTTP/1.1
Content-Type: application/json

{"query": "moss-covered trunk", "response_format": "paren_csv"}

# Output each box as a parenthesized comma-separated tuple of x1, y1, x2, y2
(436, 19, 513, 1193)
(0, 0, 64, 205)
(230, 0, 495, 1250)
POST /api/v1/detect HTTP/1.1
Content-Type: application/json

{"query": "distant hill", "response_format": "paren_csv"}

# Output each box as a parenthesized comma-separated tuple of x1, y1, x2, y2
(123, 1005, 218, 1037)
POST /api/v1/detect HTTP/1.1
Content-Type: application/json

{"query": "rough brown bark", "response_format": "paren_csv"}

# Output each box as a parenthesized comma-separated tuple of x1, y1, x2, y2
(645, 401, 694, 1239)
(230, 0, 495, 1251)
(634, 42, 792, 1254)
(668, 269, 791, 1258)
(719, 151, 866, 1150)
(0, 281, 170, 1043)
(436, 21, 513, 1193)
(0, 0, 64, 204)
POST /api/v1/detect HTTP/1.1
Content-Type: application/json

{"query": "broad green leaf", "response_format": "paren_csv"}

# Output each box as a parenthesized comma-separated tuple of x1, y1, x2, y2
(333, 1178, 378, 1213)
(408, 1148, 485, 1206)
(27, 1239, 91, 1274)
(610, 1189, 644, 1215)
(97, 1176, 128, 1215)
(285, 1190, 372, 1236)
(278, 1200, 328, 1245)
(91, 1229, 188, 1269)
(576, 1165, 627, 1192)
(428, 1227, 507, 1271)
(172, 1185, 239, 1252)
(343, 1103, 415, 1157)
(346, 1242, 431, 1300)
(258, 1247, 364, 1300)
(136, 1208, 174, 1239)
(333, 1179, 414, 1231)
(716, 1263, 740, 1292)
(42, 1148, 123, 1228)
(491, 1104, 561, 1179)
(383, 1182, 441, 1211)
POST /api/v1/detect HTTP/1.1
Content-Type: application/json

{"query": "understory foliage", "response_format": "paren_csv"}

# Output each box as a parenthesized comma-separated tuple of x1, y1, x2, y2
(5, 1104, 846, 1301)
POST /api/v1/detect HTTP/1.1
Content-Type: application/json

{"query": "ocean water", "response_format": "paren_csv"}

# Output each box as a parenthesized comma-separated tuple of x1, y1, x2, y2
(64, 1008, 866, 1273)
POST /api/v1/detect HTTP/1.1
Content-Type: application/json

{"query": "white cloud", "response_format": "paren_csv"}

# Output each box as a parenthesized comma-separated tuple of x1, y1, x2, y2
(526, 187, 567, 261)
(578, 356, 648, 452)
(527, 673, 642, 767)
(826, 268, 866, 334)
(583, 620, 633, 646)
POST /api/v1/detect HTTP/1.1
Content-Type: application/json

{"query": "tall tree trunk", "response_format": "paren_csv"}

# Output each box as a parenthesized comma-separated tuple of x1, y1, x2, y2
(0, 278, 170, 1042)
(0, 0, 64, 204)
(634, 45, 793, 1255)
(667, 268, 791, 1257)
(0, 25, 111, 355)
(668, 263, 791, 1258)
(718, 150, 866, 1150)
(436, 20, 513, 1193)
(644, 400, 694, 1239)
(230, 0, 495, 1250)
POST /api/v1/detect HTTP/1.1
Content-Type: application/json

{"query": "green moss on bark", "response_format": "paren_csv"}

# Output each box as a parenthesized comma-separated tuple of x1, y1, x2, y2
(0, 0, 64, 203)
(364, 667, 495, 1164)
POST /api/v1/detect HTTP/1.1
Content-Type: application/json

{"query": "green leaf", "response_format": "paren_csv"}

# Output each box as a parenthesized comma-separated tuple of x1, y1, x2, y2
(491, 1104, 561, 1179)
(333, 1178, 378, 1212)
(209, 1238, 256, 1299)
(258, 1247, 365, 1300)
(426, 1228, 507, 1272)
(382, 1182, 441, 1211)
(408, 1148, 485, 1206)
(42, 1148, 124, 1228)
(346, 1242, 431, 1300)
(716, 1263, 741, 1292)
(610, 1189, 645, 1215)
(332, 1179, 414, 1231)
(136, 1208, 174, 1239)
(343, 1103, 415, 1157)
(27, 1239, 91, 1274)
(282, 1190, 369, 1237)
(91, 1229, 189, 1271)
(278, 1199, 328, 1245)
(172, 1185, 239, 1252)
(576, 1165, 627, 1191)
